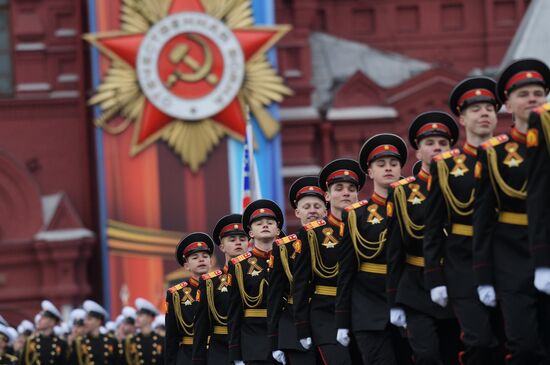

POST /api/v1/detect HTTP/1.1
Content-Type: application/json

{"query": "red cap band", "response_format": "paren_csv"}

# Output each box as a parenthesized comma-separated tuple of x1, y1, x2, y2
(326, 169, 359, 185)
(505, 70, 544, 91)
(219, 223, 244, 238)
(296, 186, 324, 201)
(416, 123, 451, 138)
(183, 241, 208, 256)
(457, 88, 496, 108)
(250, 208, 276, 222)
(367, 144, 399, 163)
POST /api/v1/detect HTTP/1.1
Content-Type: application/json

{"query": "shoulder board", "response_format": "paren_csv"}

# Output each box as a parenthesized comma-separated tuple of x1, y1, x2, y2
(230, 251, 252, 264)
(168, 281, 187, 293)
(275, 234, 298, 246)
(303, 219, 326, 231)
(534, 103, 550, 114)
(480, 134, 509, 150)
(390, 176, 415, 189)
(344, 200, 369, 212)
(433, 148, 460, 161)
(201, 270, 223, 280)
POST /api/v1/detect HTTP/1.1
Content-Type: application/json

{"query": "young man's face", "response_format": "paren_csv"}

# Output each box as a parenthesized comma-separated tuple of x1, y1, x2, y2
(37, 315, 56, 331)
(184, 251, 212, 276)
(248, 218, 280, 241)
(505, 84, 546, 123)
(84, 315, 102, 334)
(295, 196, 326, 225)
(368, 157, 401, 188)
(135, 313, 153, 329)
(220, 234, 248, 258)
(325, 182, 358, 211)
(120, 321, 135, 336)
(72, 324, 86, 338)
(460, 102, 497, 139)
(416, 136, 451, 166)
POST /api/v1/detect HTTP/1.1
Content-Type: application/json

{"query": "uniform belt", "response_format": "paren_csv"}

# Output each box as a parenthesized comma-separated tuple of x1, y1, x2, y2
(406, 255, 425, 267)
(314, 285, 337, 296)
(287, 296, 293, 304)
(451, 224, 473, 237)
(213, 326, 228, 335)
(498, 212, 528, 226)
(359, 262, 387, 274)
(179, 336, 193, 345)
(244, 309, 267, 318)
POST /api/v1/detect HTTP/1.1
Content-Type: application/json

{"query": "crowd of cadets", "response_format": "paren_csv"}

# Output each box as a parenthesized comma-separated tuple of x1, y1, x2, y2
(1, 57, 549, 365)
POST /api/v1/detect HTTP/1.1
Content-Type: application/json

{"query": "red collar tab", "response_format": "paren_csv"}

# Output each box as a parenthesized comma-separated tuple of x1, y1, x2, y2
(327, 212, 342, 226)
(417, 168, 430, 182)
(223, 265, 229, 273)
(511, 126, 527, 144)
(458, 88, 496, 108)
(326, 169, 359, 185)
(296, 186, 324, 201)
(506, 70, 544, 91)
(219, 223, 245, 238)
(252, 246, 271, 259)
(416, 123, 451, 138)
(189, 277, 199, 287)
(250, 208, 276, 222)
(463, 142, 478, 157)
(371, 192, 387, 206)
(183, 241, 208, 256)
(367, 144, 399, 163)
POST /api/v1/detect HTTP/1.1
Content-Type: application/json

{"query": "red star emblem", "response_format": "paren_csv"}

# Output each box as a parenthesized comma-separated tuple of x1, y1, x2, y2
(86, 0, 289, 155)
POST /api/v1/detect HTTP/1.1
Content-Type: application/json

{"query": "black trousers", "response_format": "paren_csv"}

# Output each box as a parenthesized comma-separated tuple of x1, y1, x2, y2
(317, 344, 352, 365)
(286, 349, 317, 365)
(405, 307, 461, 365)
(354, 327, 397, 365)
(452, 297, 502, 365)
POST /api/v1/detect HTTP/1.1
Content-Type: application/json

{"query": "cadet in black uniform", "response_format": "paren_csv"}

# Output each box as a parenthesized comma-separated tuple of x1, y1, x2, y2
(124, 297, 164, 365)
(473, 58, 550, 364)
(527, 101, 550, 357)
(228, 199, 283, 365)
(21, 300, 69, 365)
(0, 325, 17, 365)
(71, 300, 122, 365)
(423, 77, 502, 365)
(192, 214, 248, 365)
(293, 159, 365, 365)
(335, 134, 408, 365)
(268, 176, 325, 365)
(386, 112, 461, 365)
(165, 233, 213, 365)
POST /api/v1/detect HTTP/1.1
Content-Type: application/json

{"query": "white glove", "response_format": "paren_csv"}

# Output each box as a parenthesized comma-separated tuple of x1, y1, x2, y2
(430, 285, 449, 307)
(234, 361, 245, 365)
(336, 328, 350, 347)
(534, 267, 550, 295)
(272, 350, 286, 364)
(390, 308, 407, 328)
(299, 337, 312, 350)
(477, 285, 497, 307)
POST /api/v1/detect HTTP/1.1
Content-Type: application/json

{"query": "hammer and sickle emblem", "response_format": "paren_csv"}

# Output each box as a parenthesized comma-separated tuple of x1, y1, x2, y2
(503, 142, 524, 168)
(165, 34, 219, 88)
(450, 154, 469, 177)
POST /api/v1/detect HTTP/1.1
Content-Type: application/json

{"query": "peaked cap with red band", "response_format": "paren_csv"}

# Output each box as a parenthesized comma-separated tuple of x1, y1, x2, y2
(212, 214, 247, 246)
(496, 58, 550, 103)
(176, 232, 214, 266)
(288, 176, 325, 209)
(411, 160, 423, 177)
(319, 158, 365, 192)
(242, 199, 284, 231)
(408, 111, 459, 150)
(449, 77, 499, 116)
(359, 133, 408, 172)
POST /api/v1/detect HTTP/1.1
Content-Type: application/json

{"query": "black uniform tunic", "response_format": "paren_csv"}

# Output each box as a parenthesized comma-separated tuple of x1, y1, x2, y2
(124, 331, 164, 365)
(21, 333, 69, 365)
(70, 333, 122, 365)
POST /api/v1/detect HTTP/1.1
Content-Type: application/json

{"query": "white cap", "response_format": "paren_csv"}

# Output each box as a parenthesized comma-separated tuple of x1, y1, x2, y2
(0, 315, 7, 326)
(121, 306, 137, 322)
(41, 300, 62, 321)
(69, 308, 86, 326)
(0, 324, 16, 345)
(115, 315, 124, 328)
(83, 300, 108, 321)
(17, 320, 34, 335)
(135, 298, 159, 316)
(99, 326, 107, 335)
(152, 315, 165, 330)
(34, 313, 41, 326)
(6, 327, 18, 345)
(105, 321, 116, 332)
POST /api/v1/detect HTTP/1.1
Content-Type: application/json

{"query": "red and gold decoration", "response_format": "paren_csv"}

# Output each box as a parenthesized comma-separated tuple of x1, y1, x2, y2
(85, 0, 291, 170)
